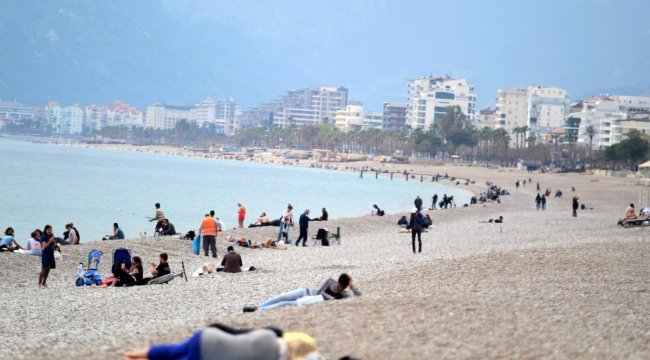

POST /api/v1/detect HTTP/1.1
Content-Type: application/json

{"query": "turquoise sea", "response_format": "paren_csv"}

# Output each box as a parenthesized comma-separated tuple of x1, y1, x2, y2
(0, 138, 471, 244)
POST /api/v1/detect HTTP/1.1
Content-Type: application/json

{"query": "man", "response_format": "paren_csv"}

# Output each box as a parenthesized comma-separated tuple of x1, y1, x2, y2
(108, 223, 125, 240)
(295, 209, 311, 247)
(149, 203, 166, 234)
(221, 246, 243, 273)
(431, 194, 438, 210)
(572, 197, 580, 217)
(135, 253, 171, 285)
(244, 273, 361, 312)
(159, 219, 176, 236)
(199, 213, 221, 258)
(414, 196, 423, 211)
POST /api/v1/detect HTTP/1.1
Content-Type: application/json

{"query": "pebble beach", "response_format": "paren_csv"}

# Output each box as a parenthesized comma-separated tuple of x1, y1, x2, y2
(1, 163, 649, 359)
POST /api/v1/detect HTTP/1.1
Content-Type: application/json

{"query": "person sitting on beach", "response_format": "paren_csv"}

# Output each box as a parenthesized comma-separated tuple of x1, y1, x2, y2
(243, 273, 361, 312)
(370, 204, 380, 216)
(479, 216, 504, 223)
(26, 230, 42, 255)
(108, 223, 125, 240)
(110, 258, 136, 287)
(130, 256, 144, 282)
(135, 253, 171, 285)
(625, 203, 637, 220)
(159, 219, 176, 236)
(124, 323, 321, 360)
(1, 227, 23, 251)
(397, 215, 409, 227)
(221, 246, 243, 273)
(256, 213, 269, 225)
(319, 207, 328, 221)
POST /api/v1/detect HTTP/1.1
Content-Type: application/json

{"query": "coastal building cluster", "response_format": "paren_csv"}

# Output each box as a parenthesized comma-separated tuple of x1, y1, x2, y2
(1, 75, 649, 148)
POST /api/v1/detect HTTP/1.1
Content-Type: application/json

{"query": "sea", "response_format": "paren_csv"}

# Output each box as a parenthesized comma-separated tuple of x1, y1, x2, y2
(0, 138, 471, 244)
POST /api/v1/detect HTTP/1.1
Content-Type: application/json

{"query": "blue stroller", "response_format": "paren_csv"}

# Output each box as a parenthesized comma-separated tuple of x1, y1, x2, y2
(76, 249, 103, 286)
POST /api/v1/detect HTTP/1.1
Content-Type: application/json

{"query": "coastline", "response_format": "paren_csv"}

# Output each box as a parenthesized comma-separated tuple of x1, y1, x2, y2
(1, 140, 648, 359)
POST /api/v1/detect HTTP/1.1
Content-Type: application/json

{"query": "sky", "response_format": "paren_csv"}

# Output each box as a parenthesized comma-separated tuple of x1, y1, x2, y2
(0, 0, 649, 112)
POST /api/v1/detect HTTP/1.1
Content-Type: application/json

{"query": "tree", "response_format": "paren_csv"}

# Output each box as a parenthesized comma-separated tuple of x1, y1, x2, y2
(585, 125, 597, 167)
(439, 106, 475, 150)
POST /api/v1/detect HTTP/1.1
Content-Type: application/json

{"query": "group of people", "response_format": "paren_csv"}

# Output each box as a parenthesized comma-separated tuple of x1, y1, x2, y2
(108, 252, 171, 287)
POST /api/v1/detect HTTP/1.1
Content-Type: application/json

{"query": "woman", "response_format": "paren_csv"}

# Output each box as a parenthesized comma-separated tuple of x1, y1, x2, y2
(26, 230, 42, 255)
(409, 209, 425, 254)
(277, 204, 293, 243)
(1, 227, 23, 251)
(237, 203, 246, 229)
(124, 323, 320, 360)
(39, 225, 58, 288)
(130, 256, 144, 282)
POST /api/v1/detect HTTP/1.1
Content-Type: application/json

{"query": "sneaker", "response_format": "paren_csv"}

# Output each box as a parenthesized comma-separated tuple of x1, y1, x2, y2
(243, 306, 257, 313)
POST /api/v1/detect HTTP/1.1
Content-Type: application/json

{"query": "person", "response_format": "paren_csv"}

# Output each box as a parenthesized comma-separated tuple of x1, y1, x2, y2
(277, 204, 294, 244)
(199, 213, 222, 258)
(408, 208, 425, 254)
(319, 207, 328, 221)
(244, 273, 361, 312)
(130, 256, 144, 282)
(226, 235, 261, 249)
(250, 212, 269, 227)
(541, 194, 547, 210)
(64, 223, 79, 245)
(414, 195, 423, 211)
(431, 194, 438, 210)
(262, 237, 287, 250)
(237, 203, 246, 229)
(109, 223, 125, 240)
(26, 230, 42, 255)
(110, 258, 136, 287)
(149, 203, 165, 234)
(625, 203, 636, 220)
(370, 204, 380, 216)
(1, 227, 23, 251)
(124, 323, 321, 360)
(38, 225, 57, 288)
(135, 253, 171, 285)
(221, 246, 243, 273)
(572, 197, 580, 217)
(295, 209, 311, 247)
(159, 219, 176, 236)
(397, 215, 409, 227)
(480, 216, 504, 223)
(535, 193, 541, 210)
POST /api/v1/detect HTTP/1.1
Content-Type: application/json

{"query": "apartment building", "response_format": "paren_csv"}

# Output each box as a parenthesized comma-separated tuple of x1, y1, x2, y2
(382, 102, 407, 131)
(335, 102, 383, 132)
(45, 102, 84, 135)
(405, 76, 476, 130)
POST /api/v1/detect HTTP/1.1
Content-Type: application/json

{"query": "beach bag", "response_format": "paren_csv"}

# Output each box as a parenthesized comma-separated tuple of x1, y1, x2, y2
(192, 235, 201, 255)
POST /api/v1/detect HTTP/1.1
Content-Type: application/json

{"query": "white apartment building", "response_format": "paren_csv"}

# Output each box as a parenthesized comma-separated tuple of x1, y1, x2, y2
(405, 76, 476, 131)
(191, 98, 241, 136)
(144, 104, 192, 130)
(335, 102, 383, 132)
(383, 102, 407, 131)
(273, 86, 348, 127)
(85, 101, 143, 131)
(0, 99, 34, 129)
(574, 95, 650, 148)
(494, 86, 570, 142)
(45, 102, 84, 135)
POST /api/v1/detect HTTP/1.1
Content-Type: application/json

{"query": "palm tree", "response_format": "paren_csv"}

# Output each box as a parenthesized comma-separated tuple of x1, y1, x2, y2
(585, 125, 597, 167)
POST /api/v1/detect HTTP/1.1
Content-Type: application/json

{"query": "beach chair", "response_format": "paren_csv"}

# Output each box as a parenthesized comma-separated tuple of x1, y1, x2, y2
(329, 227, 341, 245)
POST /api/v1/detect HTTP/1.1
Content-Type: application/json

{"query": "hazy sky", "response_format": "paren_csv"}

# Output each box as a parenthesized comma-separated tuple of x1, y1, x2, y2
(1, 0, 649, 112)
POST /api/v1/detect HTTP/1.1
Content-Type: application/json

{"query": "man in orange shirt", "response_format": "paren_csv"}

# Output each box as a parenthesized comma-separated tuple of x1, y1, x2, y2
(198, 212, 222, 258)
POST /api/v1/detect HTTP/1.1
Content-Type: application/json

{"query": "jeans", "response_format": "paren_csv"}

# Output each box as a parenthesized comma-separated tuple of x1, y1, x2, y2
(259, 288, 310, 310)
(276, 222, 291, 243)
(295, 229, 308, 245)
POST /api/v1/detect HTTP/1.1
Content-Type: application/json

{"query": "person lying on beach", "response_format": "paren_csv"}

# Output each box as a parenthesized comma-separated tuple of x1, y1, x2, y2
(124, 323, 321, 360)
(262, 237, 288, 250)
(479, 216, 504, 223)
(226, 235, 262, 249)
(243, 273, 361, 312)
(1, 227, 24, 251)
(135, 253, 171, 285)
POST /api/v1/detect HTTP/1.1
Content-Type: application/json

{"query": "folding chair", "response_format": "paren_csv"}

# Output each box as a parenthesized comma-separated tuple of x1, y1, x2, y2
(329, 227, 341, 245)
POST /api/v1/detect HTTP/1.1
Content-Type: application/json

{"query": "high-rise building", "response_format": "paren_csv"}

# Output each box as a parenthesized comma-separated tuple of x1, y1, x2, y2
(494, 86, 570, 142)
(476, 107, 496, 129)
(191, 98, 241, 136)
(335, 102, 383, 132)
(144, 104, 192, 130)
(573, 95, 650, 148)
(0, 99, 35, 130)
(85, 101, 143, 131)
(45, 102, 84, 135)
(243, 86, 348, 128)
(405, 76, 476, 130)
(382, 103, 407, 131)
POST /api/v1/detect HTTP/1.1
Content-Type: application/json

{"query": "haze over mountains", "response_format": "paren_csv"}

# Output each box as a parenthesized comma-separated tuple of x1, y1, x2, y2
(1, 0, 649, 111)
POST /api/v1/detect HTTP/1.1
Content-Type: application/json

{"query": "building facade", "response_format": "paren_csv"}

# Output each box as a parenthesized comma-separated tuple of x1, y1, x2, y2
(191, 98, 242, 136)
(144, 104, 193, 130)
(45, 102, 84, 135)
(405, 76, 476, 131)
(85, 101, 143, 131)
(334, 102, 383, 132)
(382, 102, 407, 131)
(0, 100, 35, 130)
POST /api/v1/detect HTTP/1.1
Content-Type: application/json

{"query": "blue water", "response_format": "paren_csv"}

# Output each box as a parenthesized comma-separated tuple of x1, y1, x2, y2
(0, 138, 471, 243)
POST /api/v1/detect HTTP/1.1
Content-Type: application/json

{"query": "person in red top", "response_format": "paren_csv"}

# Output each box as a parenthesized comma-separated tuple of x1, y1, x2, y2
(237, 203, 246, 229)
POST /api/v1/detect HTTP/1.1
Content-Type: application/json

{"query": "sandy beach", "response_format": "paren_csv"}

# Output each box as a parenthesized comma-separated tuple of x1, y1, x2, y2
(1, 158, 649, 359)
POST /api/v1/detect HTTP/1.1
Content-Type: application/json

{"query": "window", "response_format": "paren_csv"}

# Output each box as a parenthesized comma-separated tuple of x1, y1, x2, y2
(435, 92, 454, 100)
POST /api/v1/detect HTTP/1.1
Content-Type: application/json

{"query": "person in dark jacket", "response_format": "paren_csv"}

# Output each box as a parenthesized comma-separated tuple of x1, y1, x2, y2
(294, 209, 311, 247)
(408, 208, 425, 254)
(221, 246, 243, 273)
(572, 196, 580, 217)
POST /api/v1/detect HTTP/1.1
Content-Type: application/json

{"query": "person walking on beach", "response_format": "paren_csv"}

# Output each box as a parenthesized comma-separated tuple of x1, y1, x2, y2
(199, 213, 221, 258)
(277, 204, 294, 244)
(408, 208, 425, 254)
(295, 209, 311, 247)
(572, 196, 580, 217)
(237, 203, 246, 229)
(541, 194, 547, 210)
(149, 203, 166, 234)
(536, 182, 540, 191)
(535, 193, 541, 210)
(38, 225, 58, 288)
(431, 194, 438, 210)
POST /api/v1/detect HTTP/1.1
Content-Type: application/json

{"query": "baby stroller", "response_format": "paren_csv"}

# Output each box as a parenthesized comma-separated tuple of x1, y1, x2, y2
(112, 248, 132, 274)
(76, 249, 103, 286)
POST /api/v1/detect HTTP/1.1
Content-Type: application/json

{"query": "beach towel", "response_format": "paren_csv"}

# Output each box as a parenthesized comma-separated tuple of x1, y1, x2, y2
(192, 235, 201, 255)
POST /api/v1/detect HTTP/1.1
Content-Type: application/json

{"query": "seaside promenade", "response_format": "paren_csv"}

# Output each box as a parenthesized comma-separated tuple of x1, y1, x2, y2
(1, 160, 648, 359)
